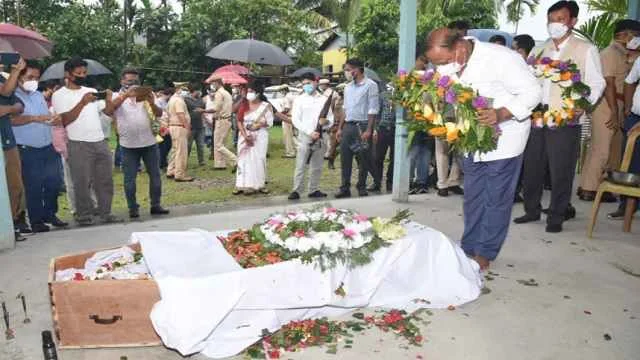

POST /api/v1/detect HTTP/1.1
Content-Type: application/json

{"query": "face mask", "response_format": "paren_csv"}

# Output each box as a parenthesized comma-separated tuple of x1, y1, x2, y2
(22, 80, 38, 92)
(344, 71, 354, 81)
(180, 90, 189, 97)
(210, 84, 218, 91)
(232, 88, 239, 95)
(437, 63, 463, 76)
(246, 92, 257, 102)
(71, 76, 88, 86)
(303, 83, 315, 95)
(547, 22, 569, 40)
(627, 36, 640, 50)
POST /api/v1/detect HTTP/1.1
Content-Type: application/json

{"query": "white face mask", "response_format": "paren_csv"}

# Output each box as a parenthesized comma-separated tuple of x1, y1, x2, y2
(548, 22, 569, 40)
(344, 71, 354, 81)
(246, 92, 257, 102)
(437, 62, 463, 76)
(180, 90, 189, 97)
(22, 80, 38, 92)
(627, 36, 640, 50)
(210, 84, 218, 91)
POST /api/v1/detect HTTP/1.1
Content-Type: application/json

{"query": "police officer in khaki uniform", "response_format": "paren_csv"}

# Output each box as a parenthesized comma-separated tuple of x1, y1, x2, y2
(579, 19, 640, 202)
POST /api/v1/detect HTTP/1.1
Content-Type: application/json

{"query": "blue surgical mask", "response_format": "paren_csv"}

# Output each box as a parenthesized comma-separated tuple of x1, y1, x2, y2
(303, 83, 315, 95)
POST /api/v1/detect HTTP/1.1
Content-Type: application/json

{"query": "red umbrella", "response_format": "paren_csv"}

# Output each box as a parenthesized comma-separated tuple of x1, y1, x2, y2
(213, 64, 249, 76)
(0, 23, 53, 59)
(205, 70, 248, 85)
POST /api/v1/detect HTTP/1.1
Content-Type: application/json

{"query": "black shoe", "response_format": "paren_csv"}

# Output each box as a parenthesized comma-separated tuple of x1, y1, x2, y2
(358, 189, 369, 197)
(608, 209, 625, 220)
(31, 223, 50, 233)
(437, 188, 449, 197)
(546, 223, 563, 233)
(335, 190, 351, 199)
(514, 214, 541, 224)
(288, 191, 300, 200)
(579, 191, 596, 202)
(14, 230, 26, 242)
(46, 216, 69, 228)
(565, 204, 576, 220)
(448, 186, 464, 195)
(150, 206, 170, 215)
(328, 159, 335, 170)
(514, 193, 524, 203)
(367, 185, 381, 193)
(14, 221, 32, 234)
(417, 186, 429, 194)
(129, 208, 140, 219)
(308, 191, 328, 198)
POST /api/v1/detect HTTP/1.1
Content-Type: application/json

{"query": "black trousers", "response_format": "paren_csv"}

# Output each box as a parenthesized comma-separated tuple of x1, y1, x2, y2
(371, 126, 395, 188)
(159, 134, 172, 169)
(522, 126, 581, 225)
(340, 122, 373, 192)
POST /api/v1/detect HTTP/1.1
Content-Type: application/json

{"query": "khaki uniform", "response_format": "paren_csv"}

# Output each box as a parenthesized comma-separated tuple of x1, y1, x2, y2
(166, 94, 191, 180)
(211, 87, 237, 169)
(580, 41, 631, 191)
(282, 92, 299, 157)
(324, 90, 344, 160)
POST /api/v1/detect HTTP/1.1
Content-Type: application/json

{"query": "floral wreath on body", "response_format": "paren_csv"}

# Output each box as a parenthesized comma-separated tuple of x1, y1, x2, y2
(527, 55, 592, 128)
(392, 69, 500, 154)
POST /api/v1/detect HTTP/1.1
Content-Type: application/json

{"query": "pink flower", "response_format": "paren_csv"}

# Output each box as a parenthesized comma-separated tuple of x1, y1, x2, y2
(325, 207, 337, 213)
(354, 214, 369, 222)
(342, 228, 357, 238)
(267, 219, 282, 226)
(294, 229, 306, 238)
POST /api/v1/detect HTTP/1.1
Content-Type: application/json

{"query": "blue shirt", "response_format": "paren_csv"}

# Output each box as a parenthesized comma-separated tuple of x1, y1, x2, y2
(13, 88, 52, 148)
(0, 77, 18, 150)
(343, 77, 379, 122)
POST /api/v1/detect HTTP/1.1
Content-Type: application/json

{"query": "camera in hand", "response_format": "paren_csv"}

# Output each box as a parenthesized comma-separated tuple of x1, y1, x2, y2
(94, 91, 107, 100)
(0, 53, 20, 68)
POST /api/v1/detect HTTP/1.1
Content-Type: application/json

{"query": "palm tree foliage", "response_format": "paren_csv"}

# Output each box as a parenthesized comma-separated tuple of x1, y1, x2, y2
(576, 0, 628, 49)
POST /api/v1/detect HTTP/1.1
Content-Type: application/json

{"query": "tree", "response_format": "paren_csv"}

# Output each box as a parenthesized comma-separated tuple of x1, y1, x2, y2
(352, 0, 399, 76)
(501, 0, 540, 33)
(576, 0, 628, 49)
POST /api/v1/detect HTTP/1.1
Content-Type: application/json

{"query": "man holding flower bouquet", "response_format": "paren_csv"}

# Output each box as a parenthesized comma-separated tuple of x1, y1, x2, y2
(514, 0, 605, 233)
(425, 28, 541, 270)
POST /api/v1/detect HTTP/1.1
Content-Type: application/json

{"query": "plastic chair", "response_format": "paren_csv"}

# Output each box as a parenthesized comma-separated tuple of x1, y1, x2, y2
(587, 126, 640, 237)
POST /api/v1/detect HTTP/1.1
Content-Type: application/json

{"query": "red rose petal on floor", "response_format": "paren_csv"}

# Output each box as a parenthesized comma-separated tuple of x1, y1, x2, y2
(416, 355, 424, 359)
(447, 305, 456, 311)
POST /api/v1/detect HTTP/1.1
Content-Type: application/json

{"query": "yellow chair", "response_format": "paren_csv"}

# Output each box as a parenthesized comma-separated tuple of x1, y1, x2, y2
(587, 126, 640, 237)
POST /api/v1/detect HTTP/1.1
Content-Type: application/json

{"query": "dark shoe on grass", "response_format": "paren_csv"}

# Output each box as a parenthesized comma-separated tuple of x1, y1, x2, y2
(288, 191, 300, 200)
(308, 191, 327, 198)
(150, 206, 170, 215)
(335, 190, 351, 199)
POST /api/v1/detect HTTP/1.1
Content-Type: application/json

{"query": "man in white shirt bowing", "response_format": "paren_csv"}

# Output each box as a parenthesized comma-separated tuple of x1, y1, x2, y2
(288, 73, 334, 200)
(514, 0, 606, 233)
(425, 28, 542, 270)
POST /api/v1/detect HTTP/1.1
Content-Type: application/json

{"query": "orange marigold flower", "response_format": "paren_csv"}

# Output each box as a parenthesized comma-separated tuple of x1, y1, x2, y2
(428, 126, 447, 137)
(436, 87, 445, 97)
(446, 129, 459, 143)
(560, 72, 572, 81)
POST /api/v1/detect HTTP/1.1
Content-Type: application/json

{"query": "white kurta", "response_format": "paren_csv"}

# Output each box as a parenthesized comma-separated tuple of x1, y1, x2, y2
(235, 102, 273, 190)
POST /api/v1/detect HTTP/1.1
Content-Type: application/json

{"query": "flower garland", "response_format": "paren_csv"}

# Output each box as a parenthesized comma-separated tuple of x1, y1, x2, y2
(527, 56, 592, 128)
(245, 309, 426, 359)
(218, 208, 411, 271)
(393, 69, 500, 154)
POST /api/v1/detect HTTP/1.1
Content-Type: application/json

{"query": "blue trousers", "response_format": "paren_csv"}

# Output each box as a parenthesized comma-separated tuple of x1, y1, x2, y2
(461, 155, 523, 261)
(409, 142, 432, 186)
(18, 144, 62, 225)
(122, 145, 162, 210)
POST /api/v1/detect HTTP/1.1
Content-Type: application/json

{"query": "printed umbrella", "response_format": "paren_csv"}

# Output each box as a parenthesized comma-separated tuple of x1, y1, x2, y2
(214, 64, 250, 76)
(290, 67, 322, 78)
(0, 23, 53, 59)
(205, 70, 248, 85)
(41, 59, 112, 81)
(206, 39, 293, 66)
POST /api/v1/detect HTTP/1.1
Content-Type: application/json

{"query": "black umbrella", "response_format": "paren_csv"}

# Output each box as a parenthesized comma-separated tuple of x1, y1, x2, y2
(206, 39, 293, 66)
(41, 59, 112, 81)
(290, 67, 322, 78)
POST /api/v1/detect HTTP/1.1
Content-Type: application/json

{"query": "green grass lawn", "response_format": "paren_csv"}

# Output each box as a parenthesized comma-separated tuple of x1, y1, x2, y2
(56, 126, 357, 220)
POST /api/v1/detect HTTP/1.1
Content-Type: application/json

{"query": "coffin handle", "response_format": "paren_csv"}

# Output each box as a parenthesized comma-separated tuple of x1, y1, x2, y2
(89, 314, 123, 325)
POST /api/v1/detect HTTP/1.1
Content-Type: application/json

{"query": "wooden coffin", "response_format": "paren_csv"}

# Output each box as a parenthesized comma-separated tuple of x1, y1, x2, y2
(48, 244, 162, 349)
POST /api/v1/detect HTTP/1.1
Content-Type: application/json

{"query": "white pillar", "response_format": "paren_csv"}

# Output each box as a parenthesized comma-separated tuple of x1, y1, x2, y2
(392, 0, 417, 203)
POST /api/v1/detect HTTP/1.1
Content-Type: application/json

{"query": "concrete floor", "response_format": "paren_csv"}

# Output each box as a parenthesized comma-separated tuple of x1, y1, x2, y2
(0, 193, 638, 360)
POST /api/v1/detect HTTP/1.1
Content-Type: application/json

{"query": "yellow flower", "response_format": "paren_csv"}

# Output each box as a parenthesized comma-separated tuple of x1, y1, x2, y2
(423, 104, 434, 118)
(563, 97, 575, 109)
(433, 113, 444, 125)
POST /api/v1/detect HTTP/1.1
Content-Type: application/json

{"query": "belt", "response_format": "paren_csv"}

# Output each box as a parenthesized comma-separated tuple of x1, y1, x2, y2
(18, 144, 53, 151)
(345, 121, 367, 126)
(169, 124, 186, 128)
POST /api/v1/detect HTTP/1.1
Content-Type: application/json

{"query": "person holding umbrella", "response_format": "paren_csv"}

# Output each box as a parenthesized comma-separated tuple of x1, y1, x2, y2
(0, 56, 28, 240)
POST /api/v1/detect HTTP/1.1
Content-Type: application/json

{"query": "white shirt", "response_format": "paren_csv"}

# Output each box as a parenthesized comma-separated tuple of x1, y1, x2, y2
(459, 39, 542, 162)
(625, 56, 640, 115)
(52, 86, 105, 142)
(291, 92, 334, 137)
(541, 36, 605, 106)
(112, 92, 156, 148)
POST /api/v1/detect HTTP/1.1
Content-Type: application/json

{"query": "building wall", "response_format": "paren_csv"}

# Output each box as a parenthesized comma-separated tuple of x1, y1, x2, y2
(322, 48, 347, 74)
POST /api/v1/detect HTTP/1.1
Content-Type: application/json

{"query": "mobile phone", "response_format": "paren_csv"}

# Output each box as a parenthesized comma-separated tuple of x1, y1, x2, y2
(94, 91, 107, 100)
(0, 53, 20, 68)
